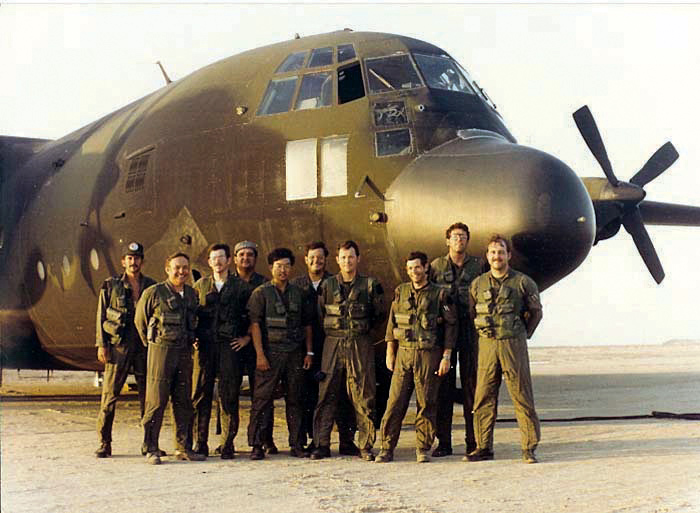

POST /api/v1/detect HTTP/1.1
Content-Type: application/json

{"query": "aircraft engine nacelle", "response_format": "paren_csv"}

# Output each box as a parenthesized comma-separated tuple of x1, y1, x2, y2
(383, 130, 596, 290)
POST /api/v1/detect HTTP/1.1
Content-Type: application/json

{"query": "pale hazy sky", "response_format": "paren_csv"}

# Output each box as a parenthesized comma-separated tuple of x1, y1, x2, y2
(2, 2, 699, 346)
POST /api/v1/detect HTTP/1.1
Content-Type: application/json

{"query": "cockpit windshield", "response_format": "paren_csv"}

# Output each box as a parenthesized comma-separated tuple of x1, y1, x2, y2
(364, 54, 423, 94)
(413, 54, 474, 94)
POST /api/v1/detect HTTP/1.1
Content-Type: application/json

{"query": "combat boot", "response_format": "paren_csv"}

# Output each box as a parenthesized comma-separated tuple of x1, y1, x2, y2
(95, 442, 111, 458)
(174, 449, 206, 461)
(374, 450, 393, 463)
(146, 452, 162, 465)
(464, 448, 494, 462)
(359, 449, 375, 462)
(416, 449, 430, 463)
(141, 444, 166, 457)
(193, 442, 209, 457)
(289, 446, 310, 458)
(250, 445, 265, 460)
(338, 441, 360, 456)
(431, 444, 452, 458)
(522, 449, 538, 464)
(263, 441, 279, 455)
(220, 444, 235, 460)
(310, 445, 331, 460)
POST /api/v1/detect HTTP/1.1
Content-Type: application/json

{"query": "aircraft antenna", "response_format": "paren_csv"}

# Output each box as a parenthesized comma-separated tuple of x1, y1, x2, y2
(156, 61, 172, 85)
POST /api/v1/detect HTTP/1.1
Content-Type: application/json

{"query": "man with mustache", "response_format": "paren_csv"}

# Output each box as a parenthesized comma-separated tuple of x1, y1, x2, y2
(95, 242, 156, 458)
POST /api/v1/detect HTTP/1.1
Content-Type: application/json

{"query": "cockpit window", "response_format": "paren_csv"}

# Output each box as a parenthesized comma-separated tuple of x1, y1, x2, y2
(257, 76, 299, 115)
(338, 62, 365, 104)
(337, 44, 356, 63)
(364, 54, 423, 94)
(295, 72, 333, 110)
(308, 47, 333, 68)
(413, 54, 474, 94)
(276, 51, 307, 73)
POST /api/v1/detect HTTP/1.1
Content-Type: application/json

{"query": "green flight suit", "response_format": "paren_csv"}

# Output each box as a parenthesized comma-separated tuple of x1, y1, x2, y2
(234, 270, 274, 445)
(135, 281, 198, 454)
(470, 269, 543, 452)
(246, 282, 313, 448)
(429, 254, 483, 451)
(313, 274, 385, 451)
(379, 282, 457, 452)
(190, 274, 252, 452)
(96, 273, 156, 445)
(291, 272, 357, 448)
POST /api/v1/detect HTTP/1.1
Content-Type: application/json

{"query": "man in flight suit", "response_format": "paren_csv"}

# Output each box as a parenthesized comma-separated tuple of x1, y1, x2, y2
(290, 241, 358, 455)
(135, 252, 205, 465)
(311, 241, 385, 461)
(246, 248, 313, 460)
(233, 240, 277, 454)
(429, 222, 484, 457)
(375, 252, 456, 463)
(466, 235, 543, 464)
(190, 243, 252, 459)
(95, 242, 156, 458)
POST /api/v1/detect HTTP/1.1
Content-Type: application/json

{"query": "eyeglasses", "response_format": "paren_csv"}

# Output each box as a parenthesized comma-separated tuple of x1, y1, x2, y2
(449, 234, 468, 240)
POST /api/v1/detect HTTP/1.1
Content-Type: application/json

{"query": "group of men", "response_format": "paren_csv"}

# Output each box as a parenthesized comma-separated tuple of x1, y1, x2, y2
(94, 222, 543, 465)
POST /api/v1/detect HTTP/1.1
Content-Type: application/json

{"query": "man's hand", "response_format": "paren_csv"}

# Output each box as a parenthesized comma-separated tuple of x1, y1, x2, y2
(385, 349, 396, 372)
(303, 354, 313, 370)
(437, 356, 451, 376)
(193, 338, 200, 350)
(97, 346, 109, 365)
(256, 355, 271, 372)
(230, 335, 251, 352)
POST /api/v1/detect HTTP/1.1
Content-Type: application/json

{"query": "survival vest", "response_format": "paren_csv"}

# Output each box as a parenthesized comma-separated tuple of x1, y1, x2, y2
(322, 275, 375, 337)
(260, 282, 305, 351)
(146, 283, 198, 346)
(430, 255, 482, 310)
(391, 283, 443, 349)
(472, 272, 528, 340)
(101, 277, 129, 343)
(195, 275, 249, 342)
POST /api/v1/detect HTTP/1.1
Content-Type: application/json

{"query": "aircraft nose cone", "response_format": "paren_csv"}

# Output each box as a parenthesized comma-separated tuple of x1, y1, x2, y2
(384, 131, 595, 290)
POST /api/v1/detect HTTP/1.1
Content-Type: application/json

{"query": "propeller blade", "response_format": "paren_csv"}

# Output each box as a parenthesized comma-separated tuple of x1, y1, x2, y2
(629, 142, 679, 187)
(622, 207, 665, 284)
(573, 105, 619, 186)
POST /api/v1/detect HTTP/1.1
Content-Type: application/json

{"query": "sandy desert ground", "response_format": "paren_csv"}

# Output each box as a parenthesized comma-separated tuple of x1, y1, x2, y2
(1, 343, 699, 513)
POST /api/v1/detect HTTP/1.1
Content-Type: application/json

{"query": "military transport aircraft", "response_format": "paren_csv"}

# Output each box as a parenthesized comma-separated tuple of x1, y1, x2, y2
(2, 29, 700, 371)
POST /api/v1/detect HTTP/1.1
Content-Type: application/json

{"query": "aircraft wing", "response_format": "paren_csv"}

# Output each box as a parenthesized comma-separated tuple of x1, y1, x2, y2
(639, 201, 700, 227)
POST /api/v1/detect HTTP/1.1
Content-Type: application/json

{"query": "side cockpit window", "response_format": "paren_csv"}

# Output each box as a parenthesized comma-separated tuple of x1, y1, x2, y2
(337, 44, 356, 63)
(365, 54, 423, 94)
(338, 62, 364, 104)
(257, 76, 299, 115)
(308, 47, 333, 68)
(413, 54, 474, 94)
(295, 72, 333, 110)
(276, 51, 307, 73)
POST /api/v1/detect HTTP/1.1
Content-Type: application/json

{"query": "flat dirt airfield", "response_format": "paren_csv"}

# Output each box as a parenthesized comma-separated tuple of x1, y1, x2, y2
(2, 344, 699, 513)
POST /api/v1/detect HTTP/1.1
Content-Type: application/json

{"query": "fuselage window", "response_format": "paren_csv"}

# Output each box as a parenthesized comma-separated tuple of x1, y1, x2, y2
(276, 51, 307, 73)
(285, 138, 318, 201)
(320, 136, 348, 197)
(257, 76, 299, 115)
(365, 54, 423, 94)
(308, 47, 333, 68)
(413, 54, 474, 94)
(125, 151, 151, 193)
(295, 72, 333, 110)
(338, 62, 365, 104)
(375, 128, 412, 157)
(373, 101, 408, 127)
(337, 44, 356, 63)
